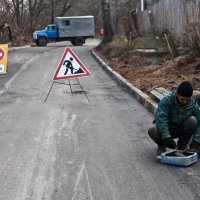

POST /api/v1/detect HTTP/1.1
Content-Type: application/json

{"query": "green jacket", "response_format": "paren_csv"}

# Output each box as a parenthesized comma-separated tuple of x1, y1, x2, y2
(155, 91, 200, 143)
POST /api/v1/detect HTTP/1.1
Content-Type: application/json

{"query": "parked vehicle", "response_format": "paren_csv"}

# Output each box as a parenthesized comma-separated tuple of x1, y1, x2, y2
(33, 16, 95, 46)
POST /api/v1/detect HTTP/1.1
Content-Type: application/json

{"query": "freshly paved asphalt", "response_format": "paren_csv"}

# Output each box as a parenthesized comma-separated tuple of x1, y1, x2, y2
(0, 39, 200, 200)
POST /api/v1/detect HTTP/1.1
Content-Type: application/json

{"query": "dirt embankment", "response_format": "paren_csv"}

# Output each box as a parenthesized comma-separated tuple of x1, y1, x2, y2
(95, 35, 200, 102)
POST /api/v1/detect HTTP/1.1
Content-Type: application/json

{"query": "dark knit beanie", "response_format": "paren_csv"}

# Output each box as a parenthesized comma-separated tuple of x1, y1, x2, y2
(177, 81, 193, 97)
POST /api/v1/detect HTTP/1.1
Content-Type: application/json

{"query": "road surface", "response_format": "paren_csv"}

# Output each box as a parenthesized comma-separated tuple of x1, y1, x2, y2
(0, 39, 200, 200)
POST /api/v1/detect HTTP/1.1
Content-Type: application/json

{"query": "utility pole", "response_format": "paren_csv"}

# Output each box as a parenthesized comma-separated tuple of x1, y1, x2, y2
(141, 0, 144, 11)
(146, 0, 155, 35)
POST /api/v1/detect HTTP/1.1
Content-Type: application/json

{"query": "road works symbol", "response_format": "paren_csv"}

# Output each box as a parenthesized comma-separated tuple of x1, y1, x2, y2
(53, 48, 90, 80)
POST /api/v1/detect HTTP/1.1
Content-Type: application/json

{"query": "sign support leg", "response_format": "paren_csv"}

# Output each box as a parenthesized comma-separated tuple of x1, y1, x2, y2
(76, 78, 90, 103)
(68, 79, 73, 96)
(44, 82, 54, 102)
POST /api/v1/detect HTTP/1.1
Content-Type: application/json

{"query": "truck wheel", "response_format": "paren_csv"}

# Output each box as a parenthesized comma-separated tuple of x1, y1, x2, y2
(74, 37, 85, 46)
(71, 39, 76, 46)
(35, 40, 40, 46)
(38, 37, 48, 46)
(35, 41, 39, 46)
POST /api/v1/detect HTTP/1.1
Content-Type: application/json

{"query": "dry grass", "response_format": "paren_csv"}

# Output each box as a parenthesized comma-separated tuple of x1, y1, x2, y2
(95, 35, 200, 93)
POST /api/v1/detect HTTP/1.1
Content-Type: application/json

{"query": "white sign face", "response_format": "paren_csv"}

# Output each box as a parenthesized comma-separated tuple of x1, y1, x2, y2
(57, 51, 83, 76)
(0, 64, 4, 74)
(53, 48, 90, 80)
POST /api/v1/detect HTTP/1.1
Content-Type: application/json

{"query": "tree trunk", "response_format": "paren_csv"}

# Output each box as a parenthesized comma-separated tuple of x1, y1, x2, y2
(7, 25, 13, 41)
(12, 0, 22, 28)
(101, 0, 114, 43)
(112, 0, 119, 33)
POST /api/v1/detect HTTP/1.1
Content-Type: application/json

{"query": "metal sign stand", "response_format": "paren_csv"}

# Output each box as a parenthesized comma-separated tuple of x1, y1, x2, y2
(44, 78, 90, 103)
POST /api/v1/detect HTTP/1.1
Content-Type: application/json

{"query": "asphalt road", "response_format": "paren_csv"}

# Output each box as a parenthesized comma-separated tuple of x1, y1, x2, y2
(0, 39, 200, 200)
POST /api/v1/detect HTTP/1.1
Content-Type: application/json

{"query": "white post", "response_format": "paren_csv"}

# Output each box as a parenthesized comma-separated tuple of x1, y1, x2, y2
(141, 0, 144, 11)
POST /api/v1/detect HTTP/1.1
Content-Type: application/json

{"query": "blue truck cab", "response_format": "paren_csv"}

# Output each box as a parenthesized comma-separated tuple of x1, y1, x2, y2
(33, 24, 58, 46)
(44, 24, 58, 39)
(33, 16, 95, 46)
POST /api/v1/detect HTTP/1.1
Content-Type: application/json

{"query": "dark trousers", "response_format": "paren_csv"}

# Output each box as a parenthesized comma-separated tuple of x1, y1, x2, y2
(148, 116, 197, 147)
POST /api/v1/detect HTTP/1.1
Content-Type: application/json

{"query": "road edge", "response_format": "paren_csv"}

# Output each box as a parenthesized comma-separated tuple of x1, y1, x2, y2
(91, 49, 158, 114)
(8, 45, 31, 52)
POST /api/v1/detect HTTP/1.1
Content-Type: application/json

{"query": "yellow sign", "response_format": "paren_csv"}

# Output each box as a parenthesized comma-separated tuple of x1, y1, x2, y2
(0, 44, 8, 74)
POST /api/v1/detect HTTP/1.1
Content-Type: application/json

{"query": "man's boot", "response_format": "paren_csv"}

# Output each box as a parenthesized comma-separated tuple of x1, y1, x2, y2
(157, 145, 167, 156)
(177, 142, 188, 151)
(148, 125, 166, 155)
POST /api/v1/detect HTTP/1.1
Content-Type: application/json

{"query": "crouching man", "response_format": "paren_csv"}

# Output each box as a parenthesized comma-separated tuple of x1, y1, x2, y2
(148, 81, 200, 155)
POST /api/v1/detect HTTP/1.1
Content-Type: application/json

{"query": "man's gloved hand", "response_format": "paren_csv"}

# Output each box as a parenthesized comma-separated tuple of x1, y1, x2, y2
(190, 140, 200, 153)
(163, 137, 176, 149)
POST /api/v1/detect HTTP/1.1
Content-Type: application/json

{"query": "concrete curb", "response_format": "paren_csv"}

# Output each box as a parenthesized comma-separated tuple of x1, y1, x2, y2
(8, 45, 31, 52)
(91, 49, 158, 114)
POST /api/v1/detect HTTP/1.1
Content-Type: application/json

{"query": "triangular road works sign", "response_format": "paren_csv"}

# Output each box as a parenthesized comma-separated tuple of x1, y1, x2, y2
(53, 48, 90, 80)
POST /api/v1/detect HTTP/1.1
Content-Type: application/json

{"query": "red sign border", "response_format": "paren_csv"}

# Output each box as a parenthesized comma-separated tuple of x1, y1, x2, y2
(0, 48, 5, 61)
(53, 48, 90, 80)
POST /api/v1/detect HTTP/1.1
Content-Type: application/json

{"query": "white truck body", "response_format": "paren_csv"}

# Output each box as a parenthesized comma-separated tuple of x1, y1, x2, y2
(55, 16, 95, 38)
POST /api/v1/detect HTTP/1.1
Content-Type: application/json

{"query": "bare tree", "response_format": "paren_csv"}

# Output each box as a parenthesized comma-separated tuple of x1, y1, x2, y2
(0, 0, 12, 25)
(59, 0, 72, 16)
(45, 0, 72, 23)
(11, 0, 24, 28)
(26, 0, 47, 34)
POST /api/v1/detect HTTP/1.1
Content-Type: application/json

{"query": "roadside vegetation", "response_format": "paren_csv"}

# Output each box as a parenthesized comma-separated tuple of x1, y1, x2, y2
(95, 34, 200, 94)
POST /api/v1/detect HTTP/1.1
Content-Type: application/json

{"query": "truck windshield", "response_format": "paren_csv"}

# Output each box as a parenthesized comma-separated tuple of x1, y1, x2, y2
(46, 26, 56, 30)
